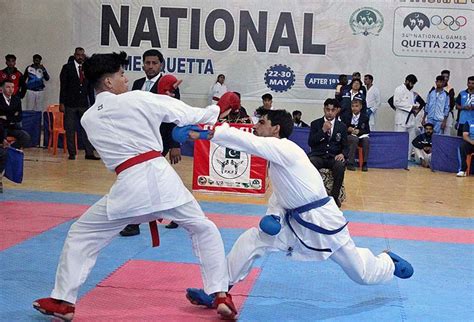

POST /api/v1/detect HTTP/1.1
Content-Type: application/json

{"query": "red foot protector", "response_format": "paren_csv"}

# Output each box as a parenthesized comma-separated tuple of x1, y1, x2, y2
(75, 260, 260, 320)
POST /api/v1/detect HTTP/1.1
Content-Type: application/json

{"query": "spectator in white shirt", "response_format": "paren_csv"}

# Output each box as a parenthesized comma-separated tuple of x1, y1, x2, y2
(209, 74, 227, 105)
(364, 74, 381, 131)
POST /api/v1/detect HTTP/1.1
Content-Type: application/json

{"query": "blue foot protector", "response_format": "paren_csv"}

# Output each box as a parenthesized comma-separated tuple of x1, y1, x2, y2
(186, 288, 215, 308)
(172, 125, 209, 144)
(387, 251, 414, 279)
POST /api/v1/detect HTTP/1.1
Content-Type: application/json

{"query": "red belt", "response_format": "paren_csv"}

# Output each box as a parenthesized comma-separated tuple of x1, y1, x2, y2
(115, 150, 162, 175)
(115, 150, 163, 247)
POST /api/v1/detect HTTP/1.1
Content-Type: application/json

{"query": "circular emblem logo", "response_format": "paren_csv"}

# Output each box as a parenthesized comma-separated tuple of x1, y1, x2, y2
(264, 64, 295, 93)
(211, 146, 249, 179)
(198, 176, 207, 185)
(350, 7, 384, 36)
(11, 75, 16, 80)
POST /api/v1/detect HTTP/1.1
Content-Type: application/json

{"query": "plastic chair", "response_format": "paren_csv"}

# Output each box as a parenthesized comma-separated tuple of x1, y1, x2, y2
(46, 104, 67, 155)
(357, 146, 364, 169)
(467, 153, 473, 177)
(5, 136, 16, 145)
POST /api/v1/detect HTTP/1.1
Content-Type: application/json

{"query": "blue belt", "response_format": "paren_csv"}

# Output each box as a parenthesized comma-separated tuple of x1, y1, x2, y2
(285, 196, 348, 253)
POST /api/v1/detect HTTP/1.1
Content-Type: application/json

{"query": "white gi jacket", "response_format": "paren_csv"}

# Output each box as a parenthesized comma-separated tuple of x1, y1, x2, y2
(212, 123, 350, 261)
(393, 84, 416, 128)
(81, 90, 220, 220)
(366, 85, 381, 129)
(209, 82, 228, 105)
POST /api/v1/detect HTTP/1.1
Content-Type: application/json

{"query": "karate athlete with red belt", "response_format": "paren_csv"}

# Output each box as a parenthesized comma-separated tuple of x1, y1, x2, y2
(32, 52, 241, 320)
(174, 109, 414, 309)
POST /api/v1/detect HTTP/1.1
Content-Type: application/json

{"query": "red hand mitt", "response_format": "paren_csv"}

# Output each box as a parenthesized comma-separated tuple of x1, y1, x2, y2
(157, 75, 182, 95)
(217, 92, 241, 114)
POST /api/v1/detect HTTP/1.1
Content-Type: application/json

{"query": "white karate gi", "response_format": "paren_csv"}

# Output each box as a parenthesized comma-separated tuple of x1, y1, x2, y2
(393, 84, 417, 159)
(209, 82, 228, 105)
(366, 85, 381, 131)
(211, 123, 394, 286)
(51, 91, 229, 303)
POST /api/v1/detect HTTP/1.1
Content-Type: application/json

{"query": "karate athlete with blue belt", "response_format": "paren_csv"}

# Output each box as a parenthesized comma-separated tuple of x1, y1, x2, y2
(175, 109, 413, 309)
(32, 52, 242, 320)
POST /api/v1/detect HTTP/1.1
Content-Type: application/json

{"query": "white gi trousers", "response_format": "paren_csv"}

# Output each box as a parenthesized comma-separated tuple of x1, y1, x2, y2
(25, 90, 45, 112)
(394, 124, 417, 160)
(443, 112, 454, 136)
(51, 197, 229, 303)
(414, 148, 432, 166)
(227, 227, 394, 286)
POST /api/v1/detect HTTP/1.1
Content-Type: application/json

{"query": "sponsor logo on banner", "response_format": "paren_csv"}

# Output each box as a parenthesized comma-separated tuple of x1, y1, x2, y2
(196, 175, 262, 190)
(210, 145, 249, 180)
(349, 7, 384, 36)
(393, 7, 471, 59)
(264, 64, 295, 93)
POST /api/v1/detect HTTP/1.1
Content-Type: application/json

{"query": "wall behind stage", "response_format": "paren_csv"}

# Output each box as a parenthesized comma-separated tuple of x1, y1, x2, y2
(1, 0, 472, 130)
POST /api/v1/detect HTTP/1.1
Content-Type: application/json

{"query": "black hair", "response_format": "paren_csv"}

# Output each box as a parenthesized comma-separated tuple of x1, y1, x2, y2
(352, 71, 361, 78)
(233, 91, 241, 98)
(338, 74, 347, 81)
(351, 78, 363, 88)
(74, 47, 85, 53)
(424, 123, 434, 128)
(364, 74, 373, 81)
(261, 93, 273, 101)
(33, 54, 42, 60)
(292, 110, 302, 116)
(83, 51, 128, 89)
(467, 76, 474, 82)
(5, 54, 16, 60)
(351, 96, 363, 104)
(324, 98, 340, 108)
(142, 49, 164, 63)
(266, 109, 294, 139)
(441, 70, 450, 75)
(436, 75, 445, 82)
(216, 74, 225, 81)
(405, 74, 418, 84)
(0, 79, 14, 86)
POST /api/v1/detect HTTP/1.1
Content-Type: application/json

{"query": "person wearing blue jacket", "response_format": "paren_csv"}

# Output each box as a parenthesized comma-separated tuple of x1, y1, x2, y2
(423, 75, 450, 134)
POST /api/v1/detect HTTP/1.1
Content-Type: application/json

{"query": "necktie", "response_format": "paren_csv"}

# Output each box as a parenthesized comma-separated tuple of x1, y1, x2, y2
(145, 80, 153, 91)
(78, 65, 84, 84)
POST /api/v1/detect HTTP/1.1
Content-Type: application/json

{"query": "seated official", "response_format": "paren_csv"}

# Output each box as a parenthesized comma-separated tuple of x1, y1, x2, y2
(341, 97, 370, 171)
(412, 123, 433, 168)
(340, 79, 367, 120)
(0, 80, 31, 149)
(456, 120, 474, 177)
(308, 98, 348, 207)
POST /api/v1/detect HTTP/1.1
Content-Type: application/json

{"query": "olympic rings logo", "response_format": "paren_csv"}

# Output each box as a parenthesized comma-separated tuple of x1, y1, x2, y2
(431, 15, 467, 31)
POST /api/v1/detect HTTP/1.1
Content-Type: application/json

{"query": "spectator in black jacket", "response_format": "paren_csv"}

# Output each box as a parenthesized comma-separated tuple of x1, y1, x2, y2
(0, 80, 31, 149)
(59, 47, 99, 160)
(340, 79, 367, 120)
(292, 110, 309, 128)
(341, 98, 370, 171)
(412, 123, 433, 168)
(308, 98, 348, 207)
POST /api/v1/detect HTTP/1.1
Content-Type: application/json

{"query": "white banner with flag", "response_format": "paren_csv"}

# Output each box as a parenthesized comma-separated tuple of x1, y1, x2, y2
(72, 0, 473, 103)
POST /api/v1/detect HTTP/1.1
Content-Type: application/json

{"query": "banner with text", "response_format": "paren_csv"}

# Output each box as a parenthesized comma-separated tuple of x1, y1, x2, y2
(192, 124, 267, 195)
(72, 0, 473, 103)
